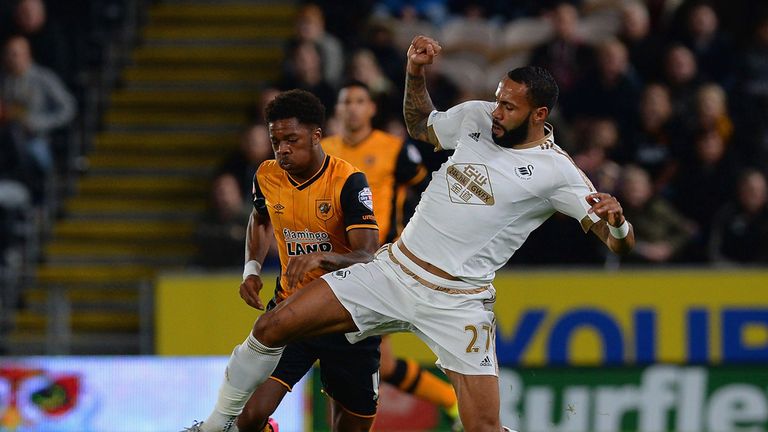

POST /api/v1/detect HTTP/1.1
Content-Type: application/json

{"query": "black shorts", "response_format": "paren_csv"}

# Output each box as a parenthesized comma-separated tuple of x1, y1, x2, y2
(270, 332, 382, 416)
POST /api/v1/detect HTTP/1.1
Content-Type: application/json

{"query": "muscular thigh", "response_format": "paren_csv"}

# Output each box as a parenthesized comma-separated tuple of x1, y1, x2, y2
(256, 278, 359, 346)
(411, 287, 498, 376)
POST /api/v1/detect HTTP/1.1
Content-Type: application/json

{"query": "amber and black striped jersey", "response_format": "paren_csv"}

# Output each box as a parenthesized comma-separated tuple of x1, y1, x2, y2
(252, 155, 378, 301)
(322, 130, 427, 244)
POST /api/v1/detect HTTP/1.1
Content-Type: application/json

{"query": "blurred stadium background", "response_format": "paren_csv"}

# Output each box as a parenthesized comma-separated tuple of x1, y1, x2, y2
(1, 0, 768, 430)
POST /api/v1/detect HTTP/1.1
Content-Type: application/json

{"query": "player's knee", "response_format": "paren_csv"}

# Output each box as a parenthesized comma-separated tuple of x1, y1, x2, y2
(252, 311, 289, 347)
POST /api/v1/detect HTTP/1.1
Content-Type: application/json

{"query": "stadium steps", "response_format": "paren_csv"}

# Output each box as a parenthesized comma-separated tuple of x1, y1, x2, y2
(2, 0, 294, 355)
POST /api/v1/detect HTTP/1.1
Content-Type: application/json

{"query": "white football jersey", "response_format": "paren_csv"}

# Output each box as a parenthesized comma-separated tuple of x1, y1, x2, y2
(399, 101, 601, 285)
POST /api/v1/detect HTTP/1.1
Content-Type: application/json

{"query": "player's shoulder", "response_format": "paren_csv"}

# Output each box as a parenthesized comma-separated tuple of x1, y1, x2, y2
(256, 159, 281, 177)
(370, 129, 404, 145)
(451, 100, 494, 115)
(327, 154, 361, 178)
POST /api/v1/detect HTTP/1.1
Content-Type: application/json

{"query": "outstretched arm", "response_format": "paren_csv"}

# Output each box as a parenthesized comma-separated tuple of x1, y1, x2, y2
(586, 193, 635, 255)
(283, 228, 379, 290)
(239, 209, 273, 310)
(404, 35, 441, 145)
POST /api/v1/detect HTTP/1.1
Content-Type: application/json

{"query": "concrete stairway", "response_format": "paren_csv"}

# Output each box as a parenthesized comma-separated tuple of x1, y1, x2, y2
(4, 0, 294, 354)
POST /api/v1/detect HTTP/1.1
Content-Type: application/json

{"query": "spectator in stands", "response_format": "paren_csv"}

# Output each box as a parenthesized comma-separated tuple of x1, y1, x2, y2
(661, 43, 702, 130)
(694, 83, 733, 144)
(0, 35, 75, 204)
(374, 0, 449, 25)
(286, 3, 344, 87)
(347, 48, 399, 127)
(674, 1, 733, 85)
(623, 83, 684, 192)
(732, 15, 768, 169)
(277, 40, 336, 113)
(618, 1, 665, 82)
(246, 86, 280, 123)
(362, 21, 405, 93)
(194, 174, 263, 269)
(618, 165, 694, 264)
(670, 128, 737, 260)
(217, 124, 273, 201)
(0, 0, 76, 88)
(573, 118, 622, 195)
(709, 169, 768, 264)
(568, 37, 642, 140)
(529, 2, 594, 111)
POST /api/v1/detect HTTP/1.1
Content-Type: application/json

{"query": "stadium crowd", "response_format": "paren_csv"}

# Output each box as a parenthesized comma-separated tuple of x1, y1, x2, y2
(2, 0, 768, 277)
(202, 0, 768, 269)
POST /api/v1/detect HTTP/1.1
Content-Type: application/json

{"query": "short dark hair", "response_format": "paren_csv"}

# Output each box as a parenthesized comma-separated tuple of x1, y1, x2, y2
(265, 89, 325, 128)
(506, 66, 559, 112)
(340, 79, 371, 95)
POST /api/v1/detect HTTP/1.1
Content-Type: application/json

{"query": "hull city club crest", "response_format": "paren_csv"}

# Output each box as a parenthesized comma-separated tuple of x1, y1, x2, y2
(316, 199, 333, 221)
(446, 163, 495, 205)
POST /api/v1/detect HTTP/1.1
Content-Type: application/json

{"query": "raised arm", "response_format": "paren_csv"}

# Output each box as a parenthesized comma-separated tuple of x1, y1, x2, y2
(403, 35, 441, 145)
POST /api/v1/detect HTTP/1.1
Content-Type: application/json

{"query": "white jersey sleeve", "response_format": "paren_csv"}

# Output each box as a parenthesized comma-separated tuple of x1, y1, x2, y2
(548, 148, 602, 232)
(427, 101, 490, 151)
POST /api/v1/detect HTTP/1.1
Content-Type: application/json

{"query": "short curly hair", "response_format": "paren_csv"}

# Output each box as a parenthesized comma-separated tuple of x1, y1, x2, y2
(265, 89, 325, 128)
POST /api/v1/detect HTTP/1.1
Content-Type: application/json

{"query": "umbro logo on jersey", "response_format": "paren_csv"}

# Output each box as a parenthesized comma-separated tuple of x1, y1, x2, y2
(480, 356, 493, 367)
(468, 132, 481, 142)
(273, 203, 285, 214)
(514, 164, 534, 180)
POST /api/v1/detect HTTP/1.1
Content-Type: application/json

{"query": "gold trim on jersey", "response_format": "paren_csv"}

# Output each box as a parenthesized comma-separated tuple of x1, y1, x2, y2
(346, 224, 379, 232)
(387, 244, 489, 295)
(427, 124, 441, 151)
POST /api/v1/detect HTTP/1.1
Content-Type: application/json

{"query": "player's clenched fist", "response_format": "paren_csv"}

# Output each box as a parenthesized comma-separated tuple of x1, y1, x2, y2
(407, 36, 441, 72)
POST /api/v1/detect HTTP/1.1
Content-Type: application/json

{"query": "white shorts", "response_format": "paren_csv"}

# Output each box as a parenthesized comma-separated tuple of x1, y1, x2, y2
(321, 243, 498, 376)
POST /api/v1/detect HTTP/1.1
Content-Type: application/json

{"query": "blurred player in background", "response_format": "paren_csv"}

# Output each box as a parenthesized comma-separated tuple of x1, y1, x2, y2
(323, 80, 461, 427)
(194, 89, 382, 432)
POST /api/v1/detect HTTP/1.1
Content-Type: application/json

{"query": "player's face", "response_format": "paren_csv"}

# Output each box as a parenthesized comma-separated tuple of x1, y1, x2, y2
(491, 78, 533, 147)
(336, 86, 376, 133)
(269, 117, 322, 177)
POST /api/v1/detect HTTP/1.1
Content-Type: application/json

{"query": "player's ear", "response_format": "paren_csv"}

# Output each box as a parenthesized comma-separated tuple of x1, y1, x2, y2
(312, 127, 322, 145)
(533, 106, 548, 122)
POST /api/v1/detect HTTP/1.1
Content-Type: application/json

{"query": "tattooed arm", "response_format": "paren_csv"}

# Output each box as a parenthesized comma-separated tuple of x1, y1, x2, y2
(404, 36, 441, 146)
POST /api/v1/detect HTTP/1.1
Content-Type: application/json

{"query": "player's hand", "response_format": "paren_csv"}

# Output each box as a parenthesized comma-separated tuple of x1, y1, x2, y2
(285, 253, 325, 290)
(586, 192, 625, 227)
(407, 36, 441, 71)
(239, 274, 265, 310)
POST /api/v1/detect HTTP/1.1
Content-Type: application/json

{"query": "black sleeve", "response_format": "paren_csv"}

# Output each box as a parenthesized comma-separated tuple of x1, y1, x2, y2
(251, 172, 268, 216)
(339, 172, 378, 229)
(395, 141, 427, 186)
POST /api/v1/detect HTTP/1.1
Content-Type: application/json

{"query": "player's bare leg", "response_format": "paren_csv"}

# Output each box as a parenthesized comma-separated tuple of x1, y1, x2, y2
(237, 378, 288, 432)
(445, 370, 501, 432)
(198, 279, 357, 431)
(329, 400, 375, 432)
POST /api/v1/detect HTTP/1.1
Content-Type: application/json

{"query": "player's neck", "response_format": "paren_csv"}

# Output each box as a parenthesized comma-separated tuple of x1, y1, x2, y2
(292, 152, 327, 183)
(342, 126, 373, 146)
(512, 124, 552, 150)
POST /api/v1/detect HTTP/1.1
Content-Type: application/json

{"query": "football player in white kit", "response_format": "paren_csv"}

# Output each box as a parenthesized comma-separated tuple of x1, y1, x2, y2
(191, 35, 635, 432)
